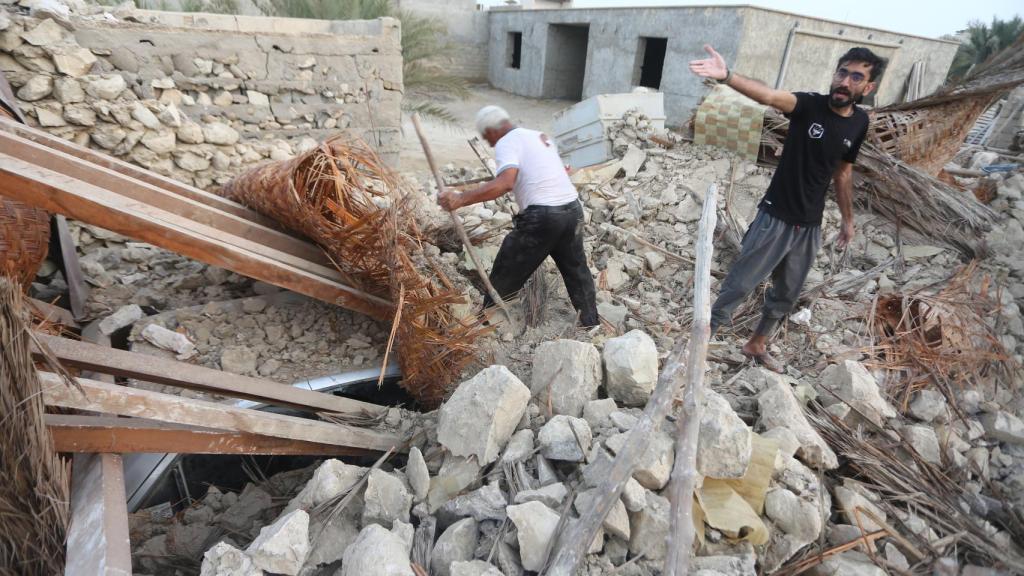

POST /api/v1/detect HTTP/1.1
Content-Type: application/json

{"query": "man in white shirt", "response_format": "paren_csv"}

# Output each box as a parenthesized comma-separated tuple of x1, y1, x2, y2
(438, 105, 599, 327)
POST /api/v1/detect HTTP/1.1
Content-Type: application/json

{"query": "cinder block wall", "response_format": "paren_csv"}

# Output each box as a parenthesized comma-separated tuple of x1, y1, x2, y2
(1, 8, 403, 190)
(487, 6, 959, 126)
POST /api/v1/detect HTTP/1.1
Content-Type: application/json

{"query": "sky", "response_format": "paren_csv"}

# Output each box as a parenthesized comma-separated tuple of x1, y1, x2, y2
(481, 0, 1021, 39)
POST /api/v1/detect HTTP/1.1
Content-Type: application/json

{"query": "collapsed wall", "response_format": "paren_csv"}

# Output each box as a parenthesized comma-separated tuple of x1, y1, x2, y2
(0, 6, 403, 191)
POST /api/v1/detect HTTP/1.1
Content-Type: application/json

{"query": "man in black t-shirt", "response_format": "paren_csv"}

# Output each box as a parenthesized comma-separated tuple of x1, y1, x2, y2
(689, 45, 885, 373)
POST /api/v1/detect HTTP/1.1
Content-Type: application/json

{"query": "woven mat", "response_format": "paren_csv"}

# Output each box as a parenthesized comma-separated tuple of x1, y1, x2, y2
(693, 84, 767, 162)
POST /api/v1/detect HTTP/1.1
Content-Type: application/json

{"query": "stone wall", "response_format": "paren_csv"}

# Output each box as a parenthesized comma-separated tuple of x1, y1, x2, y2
(395, 0, 489, 81)
(0, 7, 403, 191)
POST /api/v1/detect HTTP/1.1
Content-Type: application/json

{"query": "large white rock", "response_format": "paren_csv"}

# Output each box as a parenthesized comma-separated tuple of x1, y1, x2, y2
(286, 459, 364, 513)
(50, 45, 96, 77)
(764, 488, 821, 542)
(202, 121, 240, 145)
(506, 501, 560, 572)
(531, 339, 602, 417)
(431, 518, 478, 576)
(980, 411, 1024, 445)
(98, 304, 143, 335)
(575, 488, 630, 540)
(698, 389, 752, 478)
(514, 482, 568, 509)
(406, 446, 430, 502)
(437, 365, 530, 465)
(200, 542, 260, 576)
(901, 425, 941, 465)
(628, 490, 671, 561)
(606, 429, 674, 489)
(437, 482, 507, 522)
(362, 468, 411, 528)
(246, 509, 310, 576)
(132, 102, 162, 130)
(140, 323, 195, 359)
(84, 74, 126, 100)
(16, 74, 51, 101)
(341, 524, 414, 576)
(500, 428, 535, 463)
(602, 329, 658, 406)
(302, 510, 360, 569)
(909, 390, 947, 423)
(818, 360, 896, 427)
(833, 482, 887, 532)
(21, 18, 64, 45)
(538, 415, 592, 462)
(582, 398, 618, 430)
(810, 551, 887, 576)
(758, 375, 838, 470)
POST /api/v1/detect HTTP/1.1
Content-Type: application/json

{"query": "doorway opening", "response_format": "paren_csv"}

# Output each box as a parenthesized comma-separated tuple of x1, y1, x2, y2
(635, 37, 667, 89)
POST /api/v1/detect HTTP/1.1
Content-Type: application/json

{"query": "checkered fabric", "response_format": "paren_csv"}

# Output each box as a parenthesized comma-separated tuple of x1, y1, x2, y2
(693, 84, 767, 162)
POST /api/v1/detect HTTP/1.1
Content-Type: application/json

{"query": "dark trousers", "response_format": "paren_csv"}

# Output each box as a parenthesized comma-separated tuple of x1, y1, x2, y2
(483, 200, 599, 327)
(710, 209, 821, 336)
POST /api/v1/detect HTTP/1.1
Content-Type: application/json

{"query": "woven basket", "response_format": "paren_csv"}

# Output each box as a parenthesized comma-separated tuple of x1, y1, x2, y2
(0, 106, 50, 287)
(0, 198, 50, 287)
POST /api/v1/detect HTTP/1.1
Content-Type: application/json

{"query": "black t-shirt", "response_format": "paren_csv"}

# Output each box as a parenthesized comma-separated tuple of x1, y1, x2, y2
(760, 92, 869, 226)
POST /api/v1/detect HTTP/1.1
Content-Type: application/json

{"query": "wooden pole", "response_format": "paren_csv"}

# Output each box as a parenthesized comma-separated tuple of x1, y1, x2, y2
(664, 183, 718, 576)
(543, 186, 717, 576)
(411, 114, 518, 331)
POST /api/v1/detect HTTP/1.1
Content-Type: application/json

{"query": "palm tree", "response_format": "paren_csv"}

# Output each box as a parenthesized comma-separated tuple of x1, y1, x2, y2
(947, 16, 1024, 81)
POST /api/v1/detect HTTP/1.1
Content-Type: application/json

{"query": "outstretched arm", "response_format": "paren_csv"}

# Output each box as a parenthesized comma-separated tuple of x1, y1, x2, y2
(689, 44, 797, 114)
(438, 168, 518, 211)
(833, 161, 855, 249)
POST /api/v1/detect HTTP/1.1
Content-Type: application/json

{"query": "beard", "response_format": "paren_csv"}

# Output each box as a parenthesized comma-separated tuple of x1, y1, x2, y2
(829, 86, 862, 108)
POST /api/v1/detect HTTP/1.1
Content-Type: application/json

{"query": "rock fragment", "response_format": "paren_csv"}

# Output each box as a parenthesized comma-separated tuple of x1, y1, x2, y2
(602, 329, 658, 406)
(531, 339, 601, 417)
(437, 365, 530, 465)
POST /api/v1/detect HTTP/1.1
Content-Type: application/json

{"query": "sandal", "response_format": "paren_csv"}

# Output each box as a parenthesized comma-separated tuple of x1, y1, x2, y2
(742, 350, 785, 374)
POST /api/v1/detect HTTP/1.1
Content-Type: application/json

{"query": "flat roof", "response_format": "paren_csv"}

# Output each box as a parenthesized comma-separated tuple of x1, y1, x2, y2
(489, 3, 961, 46)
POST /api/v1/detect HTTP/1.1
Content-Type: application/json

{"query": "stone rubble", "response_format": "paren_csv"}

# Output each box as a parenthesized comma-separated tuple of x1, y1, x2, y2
(6, 6, 1017, 569)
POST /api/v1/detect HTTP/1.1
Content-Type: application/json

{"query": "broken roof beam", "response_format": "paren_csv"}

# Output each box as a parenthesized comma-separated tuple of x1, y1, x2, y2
(0, 151, 391, 319)
(0, 117, 280, 230)
(0, 125, 329, 266)
(33, 333, 387, 416)
(39, 372, 402, 453)
(47, 415, 373, 456)
(65, 452, 132, 576)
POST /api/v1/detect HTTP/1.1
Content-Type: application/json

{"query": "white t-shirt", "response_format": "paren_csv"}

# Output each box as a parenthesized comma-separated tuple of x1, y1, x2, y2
(494, 127, 579, 210)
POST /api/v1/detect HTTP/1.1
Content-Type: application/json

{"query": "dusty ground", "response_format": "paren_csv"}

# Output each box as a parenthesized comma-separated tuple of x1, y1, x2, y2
(398, 84, 573, 172)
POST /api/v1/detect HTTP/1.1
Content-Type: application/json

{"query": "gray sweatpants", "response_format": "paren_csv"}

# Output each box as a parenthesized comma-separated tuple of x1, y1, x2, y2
(710, 209, 821, 336)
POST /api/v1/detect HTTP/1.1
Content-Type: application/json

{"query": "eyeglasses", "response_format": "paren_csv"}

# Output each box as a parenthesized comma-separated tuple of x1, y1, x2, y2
(834, 68, 868, 84)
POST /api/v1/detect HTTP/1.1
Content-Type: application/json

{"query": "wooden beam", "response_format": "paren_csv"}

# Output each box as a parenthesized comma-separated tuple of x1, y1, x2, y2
(51, 215, 90, 320)
(1, 128, 330, 266)
(0, 152, 391, 319)
(0, 116, 278, 228)
(34, 333, 387, 416)
(48, 415, 371, 456)
(27, 297, 78, 328)
(40, 372, 402, 453)
(65, 452, 132, 576)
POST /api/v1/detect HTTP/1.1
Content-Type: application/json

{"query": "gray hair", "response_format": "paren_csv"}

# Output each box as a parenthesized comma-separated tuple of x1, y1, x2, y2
(475, 105, 511, 134)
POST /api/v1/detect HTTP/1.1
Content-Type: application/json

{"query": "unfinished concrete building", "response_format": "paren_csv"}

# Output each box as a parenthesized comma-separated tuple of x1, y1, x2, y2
(487, 5, 960, 124)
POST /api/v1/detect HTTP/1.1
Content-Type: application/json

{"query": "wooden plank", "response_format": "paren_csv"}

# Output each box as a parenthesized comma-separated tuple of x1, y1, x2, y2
(34, 332, 387, 416)
(0, 116, 277, 227)
(0, 152, 391, 319)
(51, 214, 89, 320)
(27, 297, 78, 328)
(65, 452, 132, 576)
(48, 415, 370, 456)
(39, 372, 402, 453)
(1, 129, 331, 266)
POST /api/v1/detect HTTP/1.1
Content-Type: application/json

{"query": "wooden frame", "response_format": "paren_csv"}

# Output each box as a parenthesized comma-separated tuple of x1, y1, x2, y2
(40, 372, 401, 453)
(34, 333, 387, 416)
(48, 415, 371, 456)
(0, 149, 391, 319)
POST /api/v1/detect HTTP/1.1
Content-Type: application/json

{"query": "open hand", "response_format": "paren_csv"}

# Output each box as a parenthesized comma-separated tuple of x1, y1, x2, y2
(437, 188, 461, 212)
(689, 44, 728, 80)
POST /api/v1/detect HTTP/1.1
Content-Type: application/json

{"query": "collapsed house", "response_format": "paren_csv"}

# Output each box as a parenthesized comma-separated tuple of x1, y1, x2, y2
(1, 3, 1024, 576)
